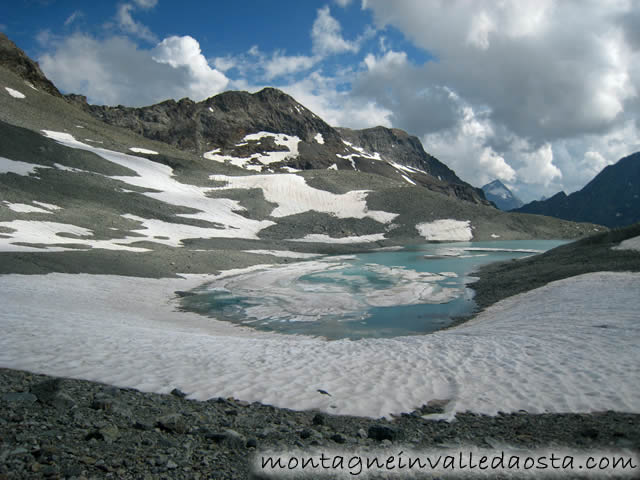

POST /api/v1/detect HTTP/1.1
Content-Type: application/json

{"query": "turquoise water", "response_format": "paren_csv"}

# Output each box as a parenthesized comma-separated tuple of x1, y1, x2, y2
(181, 240, 567, 340)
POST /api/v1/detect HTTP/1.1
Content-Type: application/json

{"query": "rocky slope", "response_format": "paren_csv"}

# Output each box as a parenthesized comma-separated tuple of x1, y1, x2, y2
(481, 179, 524, 210)
(0, 33, 61, 98)
(514, 153, 640, 227)
(67, 86, 490, 206)
(2, 368, 638, 479)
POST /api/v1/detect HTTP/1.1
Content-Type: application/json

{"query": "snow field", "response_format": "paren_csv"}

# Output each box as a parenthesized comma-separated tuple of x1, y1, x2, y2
(209, 174, 398, 224)
(0, 271, 638, 419)
(416, 219, 474, 241)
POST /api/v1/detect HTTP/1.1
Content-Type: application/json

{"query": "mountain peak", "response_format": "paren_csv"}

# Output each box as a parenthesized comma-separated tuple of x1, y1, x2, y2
(481, 179, 524, 210)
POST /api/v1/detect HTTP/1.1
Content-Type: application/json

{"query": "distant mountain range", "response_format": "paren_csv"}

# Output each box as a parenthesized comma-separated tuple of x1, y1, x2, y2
(481, 179, 524, 211)
(515, 153, 640, 228)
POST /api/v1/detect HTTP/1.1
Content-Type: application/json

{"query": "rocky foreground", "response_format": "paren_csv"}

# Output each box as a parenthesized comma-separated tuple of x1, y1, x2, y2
(1, 369, 638, 479)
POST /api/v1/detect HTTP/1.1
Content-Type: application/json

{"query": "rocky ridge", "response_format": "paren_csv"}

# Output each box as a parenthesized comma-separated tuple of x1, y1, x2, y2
(66, 87, 490, 206)
(514, 153, 640, 227)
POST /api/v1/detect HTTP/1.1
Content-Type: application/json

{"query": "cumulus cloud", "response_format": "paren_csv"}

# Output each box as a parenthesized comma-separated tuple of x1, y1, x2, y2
(356, 0, 640, 198)
(39, 34, 228, 106)
(263, 52, 316, 80)
(279, 71, 393, 129)
(364, 0, 639, 141)
(312, 6, 359, 56)
(116, 2, 157, 42)
(423, 99, 516, 186)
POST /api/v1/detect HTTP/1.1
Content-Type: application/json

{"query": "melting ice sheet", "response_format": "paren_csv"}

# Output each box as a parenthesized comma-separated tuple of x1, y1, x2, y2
(181, 259, 462, 339)
(180, 241, 566, 339)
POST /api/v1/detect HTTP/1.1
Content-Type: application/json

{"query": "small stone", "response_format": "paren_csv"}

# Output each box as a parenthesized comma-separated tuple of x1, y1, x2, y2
(156, 413, 188, 434)
(368, 424, 397, 442)
(357, 428, 367, 439)
(166, 460, 178, 470)
(170, 388, 187, 398)
(330, 433, 346, 444)
(91, 393, 114, 411)
(30, 378, 62, 404)
(51, 391, 76, 411)
(1, 392, 37, 404)
(100, 424, 120, 443)
(222, 429, 246, 449)
(246, 438, 258, 448)
(133, 420, 154, 431)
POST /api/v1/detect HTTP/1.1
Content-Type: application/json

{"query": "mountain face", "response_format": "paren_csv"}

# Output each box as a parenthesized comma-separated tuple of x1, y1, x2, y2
(67, 88, 489, 205)
(481, 179, 524, 210)
(0, 33, 604, 279)
(0, 33, 61, 98)
(514, 153, 640, 227)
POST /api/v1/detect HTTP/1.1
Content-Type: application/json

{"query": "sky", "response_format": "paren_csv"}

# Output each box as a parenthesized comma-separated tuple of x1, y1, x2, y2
(2, 0, 640, 202)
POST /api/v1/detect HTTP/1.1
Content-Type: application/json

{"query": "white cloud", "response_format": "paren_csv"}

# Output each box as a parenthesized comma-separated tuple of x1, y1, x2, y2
(151, 36, 230, 100)
(133, 0, 158, 8)
(212, 56, 236, 72)
(279, 71, 392, 129)
(515, 142, 562, 187)
(64, 11, 83, 27)
(263, 52, 317, 80)
(334, 0, 352, 6)
(312, 6, 359, 56)
(116, 2, 157, 42)
(39, 34, 228, 106)
(353, 0, 640, 199)
(423, 101, 516, 186)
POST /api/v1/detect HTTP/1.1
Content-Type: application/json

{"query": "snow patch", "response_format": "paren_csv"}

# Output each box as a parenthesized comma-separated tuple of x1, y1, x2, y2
(0, 220, 149, 252)
(416, 220, 473, 242)
(243, 250, 323, 259)
(204, 132, 301, 171)
(327, 164, 338, 171)
(401, 174, 416, 185)
(287, 233, 386, 244)
(2, 202, 52, 214)
(4, 87, 25, 99)
(210, 174, 398, 224)
(32, 201, 62, 211)
(129, 147, 159, 155)
(0, 157, 49, 176)
(612, 235, 640, 252)
(314, 133, 325, 144)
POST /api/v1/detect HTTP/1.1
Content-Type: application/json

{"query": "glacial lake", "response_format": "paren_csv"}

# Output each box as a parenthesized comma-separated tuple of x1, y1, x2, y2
(181, 240, 567, 340)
